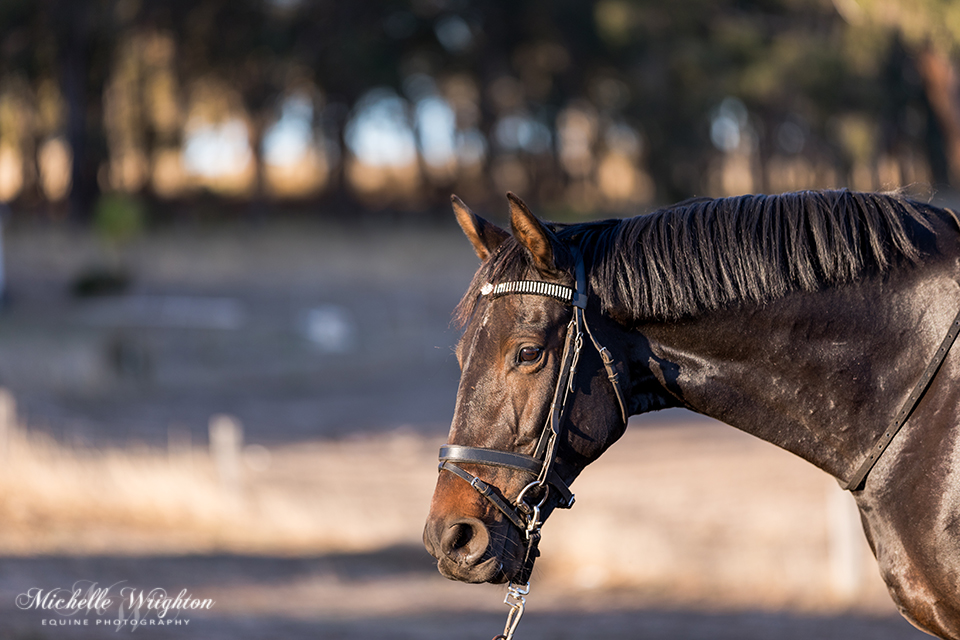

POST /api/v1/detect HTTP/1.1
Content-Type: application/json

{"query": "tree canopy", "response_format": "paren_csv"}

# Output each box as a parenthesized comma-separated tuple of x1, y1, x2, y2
(0, 0, 953, 219)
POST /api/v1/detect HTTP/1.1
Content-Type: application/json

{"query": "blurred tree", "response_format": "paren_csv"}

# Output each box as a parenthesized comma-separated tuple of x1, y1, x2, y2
(837, 0, 960, 184)
(0, 0, 953, 217)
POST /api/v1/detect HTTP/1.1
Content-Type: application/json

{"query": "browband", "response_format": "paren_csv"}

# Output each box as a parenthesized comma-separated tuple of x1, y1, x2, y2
(481, 280, 574, 304)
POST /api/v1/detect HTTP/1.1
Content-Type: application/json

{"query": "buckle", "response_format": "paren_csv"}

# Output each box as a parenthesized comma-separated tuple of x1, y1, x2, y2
(470, 476, 491, 495)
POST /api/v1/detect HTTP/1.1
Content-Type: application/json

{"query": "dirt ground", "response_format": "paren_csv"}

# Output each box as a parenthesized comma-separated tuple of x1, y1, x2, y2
(0, 424, 932, 640)
(0, 218, 934, 639)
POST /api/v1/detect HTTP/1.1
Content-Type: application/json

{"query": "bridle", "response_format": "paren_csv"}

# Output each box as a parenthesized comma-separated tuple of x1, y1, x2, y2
(437, 246, 628, 640)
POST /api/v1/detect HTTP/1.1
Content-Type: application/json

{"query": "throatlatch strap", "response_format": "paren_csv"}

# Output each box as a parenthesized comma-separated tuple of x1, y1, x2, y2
(843, 304, 960, 491)
(581, 314, 629, 423)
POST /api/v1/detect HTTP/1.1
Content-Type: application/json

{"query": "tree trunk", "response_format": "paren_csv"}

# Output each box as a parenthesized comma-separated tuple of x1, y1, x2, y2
(916, 44, 960, 186)
(60, 3, 101, 221)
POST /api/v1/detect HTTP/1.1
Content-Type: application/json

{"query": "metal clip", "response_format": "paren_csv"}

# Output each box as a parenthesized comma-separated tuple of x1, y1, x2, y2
(524, 504, 541, 541)
(496, 581, 530, 640)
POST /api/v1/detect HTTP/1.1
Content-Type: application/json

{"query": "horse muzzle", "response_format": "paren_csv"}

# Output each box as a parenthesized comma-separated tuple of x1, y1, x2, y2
(423, 514, 520, 584)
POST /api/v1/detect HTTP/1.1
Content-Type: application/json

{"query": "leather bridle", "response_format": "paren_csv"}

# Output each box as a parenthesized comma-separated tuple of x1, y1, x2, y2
(437, 246, 628, 595)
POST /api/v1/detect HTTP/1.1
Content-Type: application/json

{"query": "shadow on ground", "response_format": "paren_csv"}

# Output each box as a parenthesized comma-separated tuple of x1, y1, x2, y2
(0, 545, 930, 640)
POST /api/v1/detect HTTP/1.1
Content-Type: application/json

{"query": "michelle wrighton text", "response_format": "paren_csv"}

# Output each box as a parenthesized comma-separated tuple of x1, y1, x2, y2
(16, 582, 215, 628)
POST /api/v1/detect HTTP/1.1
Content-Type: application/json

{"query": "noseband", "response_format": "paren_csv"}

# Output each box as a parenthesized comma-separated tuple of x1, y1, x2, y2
(437, 246, 628, 601)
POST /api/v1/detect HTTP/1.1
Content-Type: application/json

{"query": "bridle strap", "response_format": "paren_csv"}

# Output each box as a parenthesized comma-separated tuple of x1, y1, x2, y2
(438, 460, 528, 531)
(535, 306, 582, 486)
(439, 444, 575, 507)
(571, 248, 628, 422)
(843, 304, 960, 491)
(582, 311, 629, 423)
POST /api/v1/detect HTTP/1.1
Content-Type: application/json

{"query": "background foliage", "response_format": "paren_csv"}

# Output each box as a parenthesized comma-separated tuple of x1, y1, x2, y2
(0, 0, 956, 219)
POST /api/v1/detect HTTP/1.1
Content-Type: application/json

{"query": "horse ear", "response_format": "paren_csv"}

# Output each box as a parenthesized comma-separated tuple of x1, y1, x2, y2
(507, 192, 561, 277)
(451, 195, 509, 261)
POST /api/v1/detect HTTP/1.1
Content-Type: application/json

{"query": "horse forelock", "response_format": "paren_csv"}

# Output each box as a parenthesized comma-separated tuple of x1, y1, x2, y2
(453, 189, 935, 329)
(453, 219, 620, 330)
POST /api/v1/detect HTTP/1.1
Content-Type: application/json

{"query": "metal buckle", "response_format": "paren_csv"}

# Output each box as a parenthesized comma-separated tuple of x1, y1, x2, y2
(524, 505, 541, 541)
(470, 476, 491, 495)
(514, 480, 549, 512)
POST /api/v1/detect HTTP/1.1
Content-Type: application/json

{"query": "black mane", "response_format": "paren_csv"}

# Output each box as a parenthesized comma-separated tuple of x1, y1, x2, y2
(456, 190, 937, 326)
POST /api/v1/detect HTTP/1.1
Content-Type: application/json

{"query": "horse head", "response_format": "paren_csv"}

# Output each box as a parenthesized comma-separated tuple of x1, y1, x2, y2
(423, 193, 631, 584)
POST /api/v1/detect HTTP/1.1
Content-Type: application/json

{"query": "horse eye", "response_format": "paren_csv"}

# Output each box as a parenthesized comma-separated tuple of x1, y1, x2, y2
(518, 346, 543, 364)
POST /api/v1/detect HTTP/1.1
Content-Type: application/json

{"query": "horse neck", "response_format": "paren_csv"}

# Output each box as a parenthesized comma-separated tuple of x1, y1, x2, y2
(629, 270, 959, 480)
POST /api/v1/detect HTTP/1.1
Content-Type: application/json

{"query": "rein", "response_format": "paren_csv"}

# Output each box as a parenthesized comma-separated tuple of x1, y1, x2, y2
(437, 246, 627, 640)
(843, 304, 960, 491)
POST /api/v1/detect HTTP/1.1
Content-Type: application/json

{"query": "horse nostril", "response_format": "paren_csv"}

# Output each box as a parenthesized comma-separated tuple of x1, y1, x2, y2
(440, 517, 490, 565)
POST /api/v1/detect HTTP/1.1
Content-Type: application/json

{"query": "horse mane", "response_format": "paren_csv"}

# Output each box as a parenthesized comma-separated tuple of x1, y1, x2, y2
(455, 190, 936, 327)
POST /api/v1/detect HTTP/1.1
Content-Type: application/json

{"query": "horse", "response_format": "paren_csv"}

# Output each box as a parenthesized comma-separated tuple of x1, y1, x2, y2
(423, 189, 960, 639)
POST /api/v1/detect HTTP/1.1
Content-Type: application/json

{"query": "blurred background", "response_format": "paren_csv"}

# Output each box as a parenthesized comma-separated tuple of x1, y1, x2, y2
(0, 0, 955, 638)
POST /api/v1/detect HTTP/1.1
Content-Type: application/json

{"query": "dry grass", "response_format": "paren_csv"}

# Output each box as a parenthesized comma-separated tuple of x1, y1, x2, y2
(0, 414, 898, 614)
(0, 424, 436, 557)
